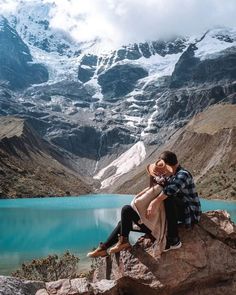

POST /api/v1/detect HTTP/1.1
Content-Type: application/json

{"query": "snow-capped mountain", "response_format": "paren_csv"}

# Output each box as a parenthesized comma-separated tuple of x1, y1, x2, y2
(0, 15, 48, 89)
(7, 1, 79, 56)
(0, 0, 236, 189)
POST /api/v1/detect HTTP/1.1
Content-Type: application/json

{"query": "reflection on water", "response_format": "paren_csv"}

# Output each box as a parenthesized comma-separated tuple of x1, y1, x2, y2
(0, 194, 236, 275)
(0, 208, 127, 274)
(0, 195, 137, 275)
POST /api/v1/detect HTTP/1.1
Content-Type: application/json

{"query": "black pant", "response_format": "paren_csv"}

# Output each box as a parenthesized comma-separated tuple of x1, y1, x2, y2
(104, 205, 152, 248)
(164, 196, 185, 241)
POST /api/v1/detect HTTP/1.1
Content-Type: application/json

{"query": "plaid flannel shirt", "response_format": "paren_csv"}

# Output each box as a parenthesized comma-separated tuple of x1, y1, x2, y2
(163, 166, 201, 227)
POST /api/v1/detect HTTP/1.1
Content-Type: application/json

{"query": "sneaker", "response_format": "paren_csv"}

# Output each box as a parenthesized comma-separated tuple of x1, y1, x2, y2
(109, 236, 132, 254)
(163, 239, 182, 252)
(87, 242, 108, 258)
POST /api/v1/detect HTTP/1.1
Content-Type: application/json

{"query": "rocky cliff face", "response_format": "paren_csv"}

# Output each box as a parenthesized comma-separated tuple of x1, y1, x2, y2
(0, 16, 48, 90)
(2, 210, 235, 295)
(0, 117, 92, 198)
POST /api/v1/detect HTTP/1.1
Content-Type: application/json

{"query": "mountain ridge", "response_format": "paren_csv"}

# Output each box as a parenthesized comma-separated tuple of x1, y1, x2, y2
(0, 116, 93, 198)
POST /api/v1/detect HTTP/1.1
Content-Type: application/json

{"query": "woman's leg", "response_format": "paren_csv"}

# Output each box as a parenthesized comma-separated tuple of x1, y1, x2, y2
(120, 205, 150, 237)
(109, 205, 153, 253)
(104, 205, 153, 248)
(103, 221, 121, 248)
(87, 221, 121, 257)
(104, 205, 143, 248)
(88, 205, 152, 256)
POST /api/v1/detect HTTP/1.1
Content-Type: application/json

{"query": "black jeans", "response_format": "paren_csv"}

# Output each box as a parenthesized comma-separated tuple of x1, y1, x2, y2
(164, 196, 185, 241)
(104, 205, 152, 248)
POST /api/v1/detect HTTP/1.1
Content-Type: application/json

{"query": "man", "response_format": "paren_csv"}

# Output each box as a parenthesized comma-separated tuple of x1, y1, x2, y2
(146, 151, 201, 251)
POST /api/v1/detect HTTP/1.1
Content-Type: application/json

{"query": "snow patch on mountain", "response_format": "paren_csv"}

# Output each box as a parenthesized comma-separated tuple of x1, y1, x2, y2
(195, 27, 236, 60)
(85, 77, 104, 102)
(94, 141, 146, 189)
(28, 46, 80, 83)
(124, 115, 143, 128)
(137, 52, 183, 77)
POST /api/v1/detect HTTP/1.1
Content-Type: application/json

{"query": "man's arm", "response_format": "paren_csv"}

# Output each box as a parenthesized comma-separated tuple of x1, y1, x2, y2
(146, 171, 188, 219)
(163, 171, 188, 197)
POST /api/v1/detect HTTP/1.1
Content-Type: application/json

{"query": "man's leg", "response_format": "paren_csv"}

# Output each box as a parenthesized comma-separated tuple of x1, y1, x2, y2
(164, 196, 185, 249)
(164, 197, 178, 239)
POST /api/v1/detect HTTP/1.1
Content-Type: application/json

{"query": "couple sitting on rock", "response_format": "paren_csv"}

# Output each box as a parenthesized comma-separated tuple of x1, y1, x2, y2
(87, 151, 201, 258)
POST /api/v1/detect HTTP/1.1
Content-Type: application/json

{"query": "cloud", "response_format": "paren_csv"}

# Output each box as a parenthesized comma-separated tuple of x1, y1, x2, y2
(47, 0, 236, 46)
(0, 0, 18, 12)
(1, 0, 236, 47)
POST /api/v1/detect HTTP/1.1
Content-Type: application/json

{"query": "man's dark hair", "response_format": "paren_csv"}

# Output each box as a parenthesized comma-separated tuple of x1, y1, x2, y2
(160, 151, 178, 166)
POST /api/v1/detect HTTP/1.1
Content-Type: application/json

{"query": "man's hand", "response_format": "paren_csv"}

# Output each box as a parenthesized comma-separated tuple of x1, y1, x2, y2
(154, 176, 167, 187)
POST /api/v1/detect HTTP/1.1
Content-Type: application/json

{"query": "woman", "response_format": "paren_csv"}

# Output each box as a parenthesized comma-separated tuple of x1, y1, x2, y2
(87, 160, 167, 258)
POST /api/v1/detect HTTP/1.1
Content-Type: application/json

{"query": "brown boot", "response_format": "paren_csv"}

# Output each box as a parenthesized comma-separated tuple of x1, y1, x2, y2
(109, 236, 132, 254)
(87, 242, 108, 258)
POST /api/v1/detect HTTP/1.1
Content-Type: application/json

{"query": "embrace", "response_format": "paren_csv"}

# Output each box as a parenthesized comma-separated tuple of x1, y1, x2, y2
(87, 151, 202, 257)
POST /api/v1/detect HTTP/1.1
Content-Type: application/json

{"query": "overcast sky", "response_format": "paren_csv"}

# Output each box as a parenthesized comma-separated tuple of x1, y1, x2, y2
(1, 0, 236, 47)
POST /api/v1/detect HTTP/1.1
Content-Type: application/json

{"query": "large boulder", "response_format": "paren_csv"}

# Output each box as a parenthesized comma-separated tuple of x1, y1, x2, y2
(36, 278, 118, 295)
(93, 210, 236, 295)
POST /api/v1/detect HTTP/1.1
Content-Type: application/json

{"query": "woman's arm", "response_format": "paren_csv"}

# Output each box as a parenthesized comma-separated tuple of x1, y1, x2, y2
(136, 186, 150, 198)
(146, 191, 167, 219)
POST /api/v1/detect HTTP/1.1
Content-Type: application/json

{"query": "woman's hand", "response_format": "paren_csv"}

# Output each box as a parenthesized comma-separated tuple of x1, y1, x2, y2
(146, 198, 161, 219)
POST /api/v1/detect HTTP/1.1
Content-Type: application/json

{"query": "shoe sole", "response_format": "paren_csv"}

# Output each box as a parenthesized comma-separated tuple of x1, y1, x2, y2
(163, 241, 182, 252)
(87, 251, 108, 258)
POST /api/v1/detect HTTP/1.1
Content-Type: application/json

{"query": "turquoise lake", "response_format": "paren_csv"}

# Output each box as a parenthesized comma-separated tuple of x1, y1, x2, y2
(0, 194, 236, 275)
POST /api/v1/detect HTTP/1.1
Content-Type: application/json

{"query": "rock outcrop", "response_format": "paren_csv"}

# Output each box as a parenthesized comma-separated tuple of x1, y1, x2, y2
(0, 276, 45, 295)
(170, 45, 236, 88)
(15, 210, 234, 295)
(98, 64, 148, 100)
(92, 210, 236, 295)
